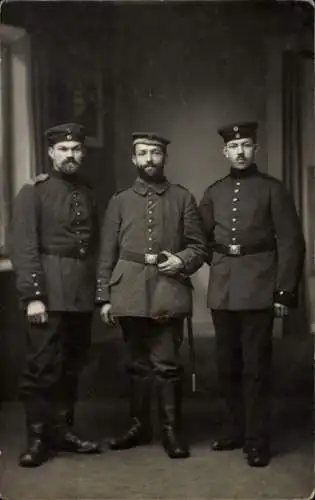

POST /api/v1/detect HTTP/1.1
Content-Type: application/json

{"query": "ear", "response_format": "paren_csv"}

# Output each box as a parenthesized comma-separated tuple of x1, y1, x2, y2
(132, 154, 137, 167)
(254, 143, 259, 154)
(48, 146, 54, 160)
(223, 145, 229, 159)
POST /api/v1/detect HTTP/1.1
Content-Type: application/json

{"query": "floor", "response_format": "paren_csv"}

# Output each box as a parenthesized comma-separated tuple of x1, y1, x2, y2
(0, 395, 313, 500)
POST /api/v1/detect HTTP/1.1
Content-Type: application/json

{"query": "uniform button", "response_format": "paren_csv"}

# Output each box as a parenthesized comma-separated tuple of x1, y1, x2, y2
(148, 237, 152, 241)
(77, 212, 81, 216)
(232, 227, 236, 231)
(148, 210, 153, 215)
(236, 181, 240, 186)
(148, 228, 152, 233)
(148, 201, 153, 206)
(232, 237, 236, 242)
(148, 190, 153, 196)
(79, 248, 86, 255)
(34, 282, 39, 287)
(148, 219, 153, 223)
(234, 189, 239, 193)
(232, 218, 237, 222)
(232, 207, 237, 212)
(233, 198, 238, 202)
(35, 291, 41, 296)
(148, 248, 152, 252)
(32, 273, 36, 278)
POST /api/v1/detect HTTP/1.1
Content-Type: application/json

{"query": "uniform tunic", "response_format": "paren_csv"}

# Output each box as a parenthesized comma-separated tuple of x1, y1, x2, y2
(96, 177, 206, 318)
(11, 170, 99, 312)
(199, 164, 305, 311)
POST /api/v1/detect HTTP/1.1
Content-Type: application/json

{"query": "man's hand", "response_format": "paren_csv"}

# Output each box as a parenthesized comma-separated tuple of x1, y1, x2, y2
(274, 302, 289, 317)
(27, 300, 48, 324)
(157, 250, 184, 276)
(100, 303, 116, 326)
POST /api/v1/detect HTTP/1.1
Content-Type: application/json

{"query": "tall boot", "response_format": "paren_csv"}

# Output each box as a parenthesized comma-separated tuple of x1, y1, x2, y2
(158, 378, 190, 459)
(108, 375, 152, 450)
(19, 401, 49, 467)
(50, 407, 101, 454)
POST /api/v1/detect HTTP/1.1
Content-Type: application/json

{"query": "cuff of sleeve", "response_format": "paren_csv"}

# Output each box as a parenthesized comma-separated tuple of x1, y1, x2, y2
(95, 280, 110, 303)
(274, 290, 297, 307)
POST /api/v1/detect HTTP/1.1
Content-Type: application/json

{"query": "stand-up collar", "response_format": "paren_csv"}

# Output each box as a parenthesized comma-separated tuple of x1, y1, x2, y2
(50, 169, 86, 185)
(133, 176, 170, 196)
(229, 163, 258, 179)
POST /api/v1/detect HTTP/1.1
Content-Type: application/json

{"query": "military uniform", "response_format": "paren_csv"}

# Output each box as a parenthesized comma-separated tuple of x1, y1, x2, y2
(96, 133, 206, 458)
(10, 123, 100, 467)
(199, 122, 305, 465)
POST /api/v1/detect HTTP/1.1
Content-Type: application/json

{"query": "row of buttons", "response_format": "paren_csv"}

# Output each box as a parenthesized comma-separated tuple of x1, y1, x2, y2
(31, 272, 42, 297)
(147, 190, 154, 252)
(231, 181, 240, 243)
(72, 189, 87, 256)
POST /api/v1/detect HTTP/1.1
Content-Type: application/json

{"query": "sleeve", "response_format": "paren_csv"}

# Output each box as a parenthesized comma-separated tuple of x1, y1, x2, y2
(175, 191, 207, 275)
(10, 184, 47, 305)
(198, 187, 215, 266)
(95, 195, 121, 304)
(270, 181, 305, 307)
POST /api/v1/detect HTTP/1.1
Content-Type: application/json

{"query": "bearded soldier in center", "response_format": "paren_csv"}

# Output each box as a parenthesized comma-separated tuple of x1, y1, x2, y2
(96, 132, 206, 459)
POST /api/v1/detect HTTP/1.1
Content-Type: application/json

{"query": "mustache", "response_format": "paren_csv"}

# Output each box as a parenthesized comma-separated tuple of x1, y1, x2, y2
(63, 159, 79, 165)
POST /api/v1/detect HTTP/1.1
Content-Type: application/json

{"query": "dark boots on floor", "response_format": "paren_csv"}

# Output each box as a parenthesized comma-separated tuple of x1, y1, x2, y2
(109, 376, 152, 450)
(50, 408, 101, 454)
(158, 378, 190, 459)
(19, 401, 50, 468)
(19, 422, 49, 468)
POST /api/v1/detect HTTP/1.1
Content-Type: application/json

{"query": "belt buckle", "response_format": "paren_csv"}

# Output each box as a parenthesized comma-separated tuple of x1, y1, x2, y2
(144, 253, 158, 265)
(228, 244, 241, 256)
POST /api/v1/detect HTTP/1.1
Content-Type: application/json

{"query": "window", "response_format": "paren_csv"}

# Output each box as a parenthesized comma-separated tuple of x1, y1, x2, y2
(0, 25, 35, 271)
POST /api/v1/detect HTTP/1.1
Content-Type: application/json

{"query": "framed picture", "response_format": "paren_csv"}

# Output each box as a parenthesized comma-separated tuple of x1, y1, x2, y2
(46, 70, 104, 148)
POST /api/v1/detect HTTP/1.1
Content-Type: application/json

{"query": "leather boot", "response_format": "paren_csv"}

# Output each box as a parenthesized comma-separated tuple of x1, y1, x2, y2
(19, 400, 49, 467)
(109, 375, 152, 450)
(50, 408, 101, 454)
(158, 378, 190, 459)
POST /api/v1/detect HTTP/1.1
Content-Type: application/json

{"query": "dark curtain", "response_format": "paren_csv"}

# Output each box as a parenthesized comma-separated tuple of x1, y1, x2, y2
(281, 50, 309, 336)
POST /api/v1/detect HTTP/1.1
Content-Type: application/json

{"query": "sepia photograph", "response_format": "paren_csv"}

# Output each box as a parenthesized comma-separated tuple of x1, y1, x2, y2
(0, 0, 314, 499)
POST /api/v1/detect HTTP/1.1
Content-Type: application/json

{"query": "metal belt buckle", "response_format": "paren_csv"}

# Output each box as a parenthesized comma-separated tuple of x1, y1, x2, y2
(228, 244, 241, 256)
(144, 253, 158, 265)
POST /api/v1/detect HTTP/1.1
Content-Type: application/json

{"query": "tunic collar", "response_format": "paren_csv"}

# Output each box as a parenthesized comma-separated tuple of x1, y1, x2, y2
(132, 176, 170, 196)
(229, 163, 258, 179)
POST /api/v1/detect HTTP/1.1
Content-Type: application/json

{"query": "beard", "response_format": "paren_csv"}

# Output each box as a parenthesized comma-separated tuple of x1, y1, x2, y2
(59, 160, 80, 175)
(137, 164, 165, 183)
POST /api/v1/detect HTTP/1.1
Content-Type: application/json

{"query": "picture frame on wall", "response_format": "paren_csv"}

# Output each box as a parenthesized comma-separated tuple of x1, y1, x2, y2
(47, 70, 104, 148)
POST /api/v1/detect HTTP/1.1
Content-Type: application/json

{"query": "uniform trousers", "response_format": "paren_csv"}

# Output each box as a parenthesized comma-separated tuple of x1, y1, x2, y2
(211, 309, 274, 447)
(20, 312, 92, 422)
(119, 317, 183, 381)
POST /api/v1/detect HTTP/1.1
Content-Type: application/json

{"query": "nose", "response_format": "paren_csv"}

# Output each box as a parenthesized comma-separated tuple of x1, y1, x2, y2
(67, 150, 74, 158)
(236, 145, 244, 154)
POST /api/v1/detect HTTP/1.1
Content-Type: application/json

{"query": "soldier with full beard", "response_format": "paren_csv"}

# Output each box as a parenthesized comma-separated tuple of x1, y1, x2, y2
(11, 123, 101, 467)
(96, 133, 206, 459)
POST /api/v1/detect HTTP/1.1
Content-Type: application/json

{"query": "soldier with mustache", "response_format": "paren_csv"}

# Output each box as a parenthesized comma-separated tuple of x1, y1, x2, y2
(11, 123, 101, 467)
(199, 122, 305, 467)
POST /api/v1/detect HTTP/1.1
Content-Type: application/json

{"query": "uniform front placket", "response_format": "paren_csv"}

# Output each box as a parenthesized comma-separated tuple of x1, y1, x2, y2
(231, 180, 241, 245)
(146, 188, 155, 254)
(72, 187, 86, 257)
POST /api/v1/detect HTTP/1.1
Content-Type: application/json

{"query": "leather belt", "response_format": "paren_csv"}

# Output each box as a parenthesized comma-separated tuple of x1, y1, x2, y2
(213, 242, 275, 257)
(40, 246, 93, 259)
(120, 249, 160, 265)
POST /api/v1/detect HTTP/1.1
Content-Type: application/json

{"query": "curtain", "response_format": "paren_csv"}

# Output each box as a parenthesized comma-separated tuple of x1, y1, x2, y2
(282, 50, 309, 336)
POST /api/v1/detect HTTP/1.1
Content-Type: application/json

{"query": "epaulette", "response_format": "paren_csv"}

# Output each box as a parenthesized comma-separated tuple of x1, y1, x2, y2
(113, 187, 128, 196)
(257, 171, 282, 185)
(26, 173, 50, 186)
(208, 174, 229, 189)
(175, 183, 189, 191)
